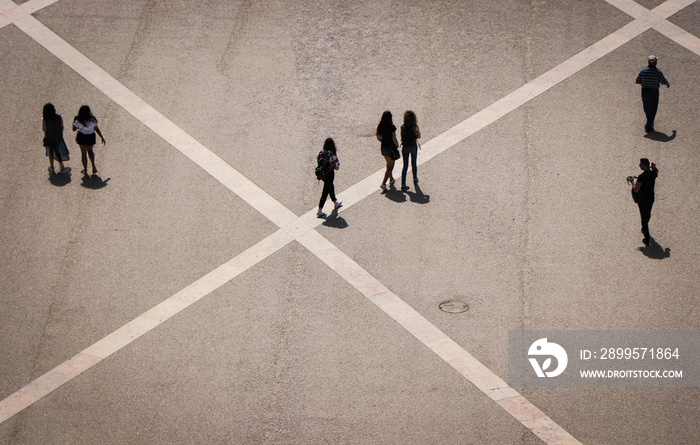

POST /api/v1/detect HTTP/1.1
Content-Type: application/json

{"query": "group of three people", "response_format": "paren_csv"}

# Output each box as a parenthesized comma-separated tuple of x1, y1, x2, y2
(42, 103, 106, 176)
(316, 110, 421, 218)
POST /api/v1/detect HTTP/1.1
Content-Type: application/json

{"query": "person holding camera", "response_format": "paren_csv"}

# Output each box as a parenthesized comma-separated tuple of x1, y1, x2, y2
(631, 158, 658, 246)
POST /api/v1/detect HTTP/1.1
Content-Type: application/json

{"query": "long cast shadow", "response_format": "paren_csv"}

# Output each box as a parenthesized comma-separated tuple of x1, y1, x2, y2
(644, 130, 676, 142)
(48, 167, 72, 187)
(382, 184, 407, 203)
(80, 174, 110, 189)
(322, 208, 348, 229)
(405, 183, 430, 204)
(638, 237, 670, 259)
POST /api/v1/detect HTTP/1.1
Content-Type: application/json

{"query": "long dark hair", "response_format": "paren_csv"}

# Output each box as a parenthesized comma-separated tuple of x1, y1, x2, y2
(76, 105, 95, 125)
(43, 103, 57, 120)
(376, 111, 394, 135)
(323, 137, 337, 154)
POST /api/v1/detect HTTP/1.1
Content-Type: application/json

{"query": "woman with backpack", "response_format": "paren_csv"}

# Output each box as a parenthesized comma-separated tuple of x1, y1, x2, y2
(376, 111, 399, 192)
(72, 105, 105, 175)
(317, 138, 342, 218)
(400, 110, 421, 192)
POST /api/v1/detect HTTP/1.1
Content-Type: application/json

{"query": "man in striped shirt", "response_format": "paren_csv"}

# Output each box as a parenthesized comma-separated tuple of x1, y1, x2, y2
(635, 55, 670, 133)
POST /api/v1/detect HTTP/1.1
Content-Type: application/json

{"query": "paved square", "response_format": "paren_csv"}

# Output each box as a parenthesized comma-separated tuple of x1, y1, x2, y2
(1, 0, 699, 443)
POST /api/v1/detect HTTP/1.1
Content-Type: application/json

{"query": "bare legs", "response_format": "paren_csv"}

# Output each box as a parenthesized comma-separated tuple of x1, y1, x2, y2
(382, 155, 395, 188)
(47, 145, 64, 172)
(79, 144, 97, 175)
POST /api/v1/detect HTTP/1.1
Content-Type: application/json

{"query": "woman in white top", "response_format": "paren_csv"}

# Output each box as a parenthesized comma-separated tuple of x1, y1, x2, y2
(73, 105, 105, 175)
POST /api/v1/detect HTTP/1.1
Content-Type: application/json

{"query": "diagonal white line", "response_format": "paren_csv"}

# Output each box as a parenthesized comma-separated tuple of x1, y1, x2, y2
(20, 0, 60, 14)
(607, 0, 700, 57)
(0, 0, 16, 12)
(1, 230, 294, 424)
(654, 19, 700, 55)
(295, 230, 583, 445)
(11, 10, 299, 229)
(2, 0, 696, 442)
(0, 8, 585, 439)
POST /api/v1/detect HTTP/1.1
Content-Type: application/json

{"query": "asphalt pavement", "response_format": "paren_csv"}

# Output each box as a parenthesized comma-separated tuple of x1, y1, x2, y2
(1, 0, 699, 444)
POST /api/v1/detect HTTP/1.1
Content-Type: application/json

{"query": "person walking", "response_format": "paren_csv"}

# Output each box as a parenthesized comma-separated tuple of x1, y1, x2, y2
(376, 111, 398, 192)
(400, 110, 421, 192)
(42, 103, 69, 173)
(632, 158, 658, 246)
(635, 55, 670, 133)
(72, 105, 105, 175)
(316, 138, 342, 218)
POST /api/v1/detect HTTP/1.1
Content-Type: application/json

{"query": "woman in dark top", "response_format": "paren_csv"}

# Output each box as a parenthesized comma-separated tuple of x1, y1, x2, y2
(317, 138, 342, 218)
(400, 110, 421, 192)
(376, 111, 398, 191)
(42, 103, 69, 172)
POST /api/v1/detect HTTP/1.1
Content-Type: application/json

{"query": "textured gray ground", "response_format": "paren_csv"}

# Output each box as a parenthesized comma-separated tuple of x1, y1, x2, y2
(1, 1, 698, 444)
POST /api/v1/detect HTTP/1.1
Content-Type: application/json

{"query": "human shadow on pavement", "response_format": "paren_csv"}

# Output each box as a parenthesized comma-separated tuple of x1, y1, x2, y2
(382, 185, 407, 203)
(322, 208, 348, 229)
(48, 167, 72, 187)
(80, 174, 110, 190)
(638, 237, 670, 259)
(405, 183, 430, 204)
(644, 130, 676, 143)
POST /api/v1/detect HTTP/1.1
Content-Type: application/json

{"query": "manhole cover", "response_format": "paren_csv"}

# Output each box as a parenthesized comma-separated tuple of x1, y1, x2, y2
(439, 300, 469, 314)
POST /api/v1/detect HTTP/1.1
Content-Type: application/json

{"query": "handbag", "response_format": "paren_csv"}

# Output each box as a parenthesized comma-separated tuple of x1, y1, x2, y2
(390, 147, 400, 160)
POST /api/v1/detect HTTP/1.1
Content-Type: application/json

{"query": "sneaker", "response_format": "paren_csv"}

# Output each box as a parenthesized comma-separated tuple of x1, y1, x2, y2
(413, 178, 419, 184)
(317, 209, 326, 218)
(59, 162, 65, 172)
(401, 185, 409, 192)
(380, 184, 388, 191)
(389, 178, 395, 186)
(48, 166, 55, 173)
(334, 200, 343, 209)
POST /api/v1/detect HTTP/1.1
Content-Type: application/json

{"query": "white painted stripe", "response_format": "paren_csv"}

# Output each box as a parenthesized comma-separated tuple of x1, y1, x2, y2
(21, 0, 60, 14)
(11, 12, 299, 229)
(296, 230, 581, 445)
(605, 0, 653, 18)
(1, 4, 27, 22)
(0, 230, 294, 423)
(2, 1, 696, 443)
(0, 0, 17, 12)
(654, 17, 700, 56)
(606, 0, 700, 58)
(652, 0, 696, 17)
(323, 6, 664, 220)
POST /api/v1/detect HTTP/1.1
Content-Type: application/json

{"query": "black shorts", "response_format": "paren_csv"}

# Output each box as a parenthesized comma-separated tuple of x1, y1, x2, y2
(76, 132, 96, 146)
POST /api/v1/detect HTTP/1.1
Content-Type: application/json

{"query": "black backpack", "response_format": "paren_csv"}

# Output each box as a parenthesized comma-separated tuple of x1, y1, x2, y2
(315, 150, 332, 181)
